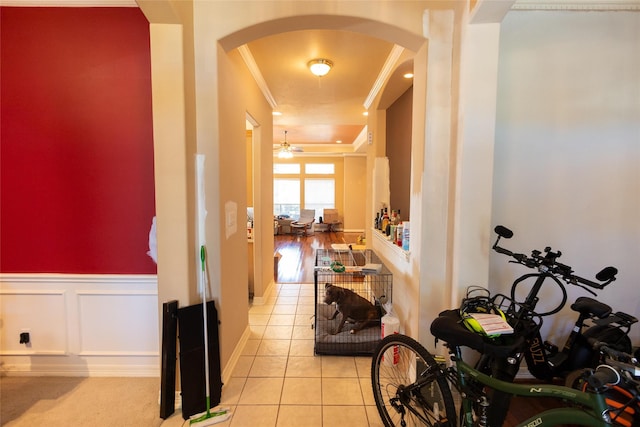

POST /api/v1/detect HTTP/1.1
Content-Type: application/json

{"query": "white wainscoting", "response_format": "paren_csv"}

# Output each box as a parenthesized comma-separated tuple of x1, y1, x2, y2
(0, 274, 159, 377)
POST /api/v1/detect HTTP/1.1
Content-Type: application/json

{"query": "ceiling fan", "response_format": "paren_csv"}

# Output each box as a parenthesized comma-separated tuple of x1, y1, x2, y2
(274, 130, 303, 158)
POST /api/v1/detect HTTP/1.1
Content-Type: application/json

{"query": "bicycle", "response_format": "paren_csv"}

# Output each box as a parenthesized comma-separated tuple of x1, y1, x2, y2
(486, 225, 636, 382)
(564, 339, 640, 427)
(370, 308, 635, 426)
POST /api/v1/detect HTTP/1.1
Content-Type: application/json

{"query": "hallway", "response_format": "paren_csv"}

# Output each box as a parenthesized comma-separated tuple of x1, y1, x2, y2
(217, 282, 383, 426)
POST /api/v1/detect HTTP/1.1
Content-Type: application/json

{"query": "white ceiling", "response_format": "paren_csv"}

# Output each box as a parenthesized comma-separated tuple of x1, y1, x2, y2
(241, 29, 414, 154)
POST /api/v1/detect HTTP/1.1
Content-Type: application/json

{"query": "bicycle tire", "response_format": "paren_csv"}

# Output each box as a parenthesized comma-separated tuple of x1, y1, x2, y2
(371, 334, 456, 427)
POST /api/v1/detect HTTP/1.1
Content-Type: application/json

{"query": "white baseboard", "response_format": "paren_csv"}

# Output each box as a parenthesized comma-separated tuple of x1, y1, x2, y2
(252, 279, 276, 305)
(1, 361, 159, 377)
(221, 324, 251, 386)
(343, 229, 365, 233)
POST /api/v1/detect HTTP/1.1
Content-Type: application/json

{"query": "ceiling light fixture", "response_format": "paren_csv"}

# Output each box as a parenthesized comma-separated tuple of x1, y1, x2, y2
(308, 58, 333, 77)
(278, 148, 294, 159)
(277, 130, 295, 159)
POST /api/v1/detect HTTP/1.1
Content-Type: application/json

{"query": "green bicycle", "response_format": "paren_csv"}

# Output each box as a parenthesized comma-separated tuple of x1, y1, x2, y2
(370, 308, 635, 426)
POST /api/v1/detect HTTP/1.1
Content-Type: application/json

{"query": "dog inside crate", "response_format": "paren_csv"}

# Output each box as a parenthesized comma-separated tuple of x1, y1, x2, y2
(314, 272, 390, 355)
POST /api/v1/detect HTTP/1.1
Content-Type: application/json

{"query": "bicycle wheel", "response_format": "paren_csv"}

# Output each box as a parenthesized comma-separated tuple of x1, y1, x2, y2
(371, 334, 456, 426)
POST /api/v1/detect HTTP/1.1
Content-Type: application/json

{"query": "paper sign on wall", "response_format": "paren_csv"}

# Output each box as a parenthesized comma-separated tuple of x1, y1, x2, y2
(225, 201, 237, 239)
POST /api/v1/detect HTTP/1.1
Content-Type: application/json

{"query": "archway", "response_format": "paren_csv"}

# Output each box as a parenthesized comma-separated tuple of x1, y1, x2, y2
(139, 0, 462, 379)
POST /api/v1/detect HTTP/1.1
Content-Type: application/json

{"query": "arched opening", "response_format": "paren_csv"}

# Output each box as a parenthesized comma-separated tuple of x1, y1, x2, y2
(219, 17, 426, 307)
(140, 1, 461, 382)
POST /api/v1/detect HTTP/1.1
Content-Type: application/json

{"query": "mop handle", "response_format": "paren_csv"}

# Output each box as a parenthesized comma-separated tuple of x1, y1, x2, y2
(200, 246, 211, 410)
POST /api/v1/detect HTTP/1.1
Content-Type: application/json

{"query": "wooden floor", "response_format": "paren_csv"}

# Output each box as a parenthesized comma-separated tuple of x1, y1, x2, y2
(273, 230, 564, 426)
(274, 230, 361, 283)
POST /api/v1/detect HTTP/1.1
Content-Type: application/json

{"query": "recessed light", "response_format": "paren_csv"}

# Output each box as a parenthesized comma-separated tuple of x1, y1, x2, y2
(403, 73, 414, 79)
(272, 111, 282, 116)
(336, 140, 342, 144)
(363, 112, 369, 116)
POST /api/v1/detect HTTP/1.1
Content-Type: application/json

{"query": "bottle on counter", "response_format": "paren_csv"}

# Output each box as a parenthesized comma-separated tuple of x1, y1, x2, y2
(381, 208, 390, 234)
(396, 223, 403, 246)
(402, 221, 410, 251)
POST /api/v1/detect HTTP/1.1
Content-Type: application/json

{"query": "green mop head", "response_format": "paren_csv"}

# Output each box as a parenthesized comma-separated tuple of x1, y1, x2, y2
(189, 405, 231, 426)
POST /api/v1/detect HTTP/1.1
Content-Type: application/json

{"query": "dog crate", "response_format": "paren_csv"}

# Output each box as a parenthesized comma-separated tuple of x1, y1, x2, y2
(314, 248, 392, 356)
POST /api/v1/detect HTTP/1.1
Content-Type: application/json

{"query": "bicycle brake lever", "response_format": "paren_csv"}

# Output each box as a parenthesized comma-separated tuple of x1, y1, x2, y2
(574, 283, 598, 296)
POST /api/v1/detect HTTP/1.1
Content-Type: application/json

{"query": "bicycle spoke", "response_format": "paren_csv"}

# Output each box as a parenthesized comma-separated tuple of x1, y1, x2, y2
(372, 335, 456, 426)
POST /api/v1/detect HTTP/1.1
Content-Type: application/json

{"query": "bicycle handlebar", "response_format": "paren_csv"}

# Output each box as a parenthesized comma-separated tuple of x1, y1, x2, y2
(492, 225, 617, 291)
(588, 338, 640, 377)
(588, 365, 621, 391)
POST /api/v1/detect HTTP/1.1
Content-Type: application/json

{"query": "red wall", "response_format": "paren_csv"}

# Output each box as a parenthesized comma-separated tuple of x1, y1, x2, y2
(1, 7, 156, 274)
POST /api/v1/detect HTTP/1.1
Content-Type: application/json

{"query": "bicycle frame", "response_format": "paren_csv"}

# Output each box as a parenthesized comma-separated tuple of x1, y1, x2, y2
(507, 270, 632, 381)
(509, 272, 562, 380)
(453, 355, 611, 426)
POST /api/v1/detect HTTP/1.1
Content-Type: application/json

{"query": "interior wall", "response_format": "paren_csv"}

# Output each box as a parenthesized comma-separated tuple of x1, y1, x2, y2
(0, 7, 160, 375)
(0, 7, 156, 274)
(343, 156, 367, 232)
(214, 47, 268, 368)
(386, 86, 413, 221)
(491, 10, 640, 345)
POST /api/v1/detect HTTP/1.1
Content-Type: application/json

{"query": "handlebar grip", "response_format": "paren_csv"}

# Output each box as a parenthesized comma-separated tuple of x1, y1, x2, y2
(493, 246, 513, 257)
(575, 275, 606, 289)
(587, 365, 620, 391)
(588, 338, 628, 359)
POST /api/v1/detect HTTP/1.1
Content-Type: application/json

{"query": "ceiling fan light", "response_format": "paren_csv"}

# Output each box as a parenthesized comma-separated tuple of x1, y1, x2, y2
(308, 59, 333, 77)
(278, 149, 294, 159)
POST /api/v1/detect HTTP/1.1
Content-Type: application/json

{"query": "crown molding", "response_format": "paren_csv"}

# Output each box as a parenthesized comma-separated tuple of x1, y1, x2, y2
(238, 44, 278, 110)
(363, 44, 405, 110)
(512, 0, 640, 11)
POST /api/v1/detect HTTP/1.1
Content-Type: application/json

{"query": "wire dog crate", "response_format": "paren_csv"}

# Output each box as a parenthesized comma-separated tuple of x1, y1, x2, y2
(314, 248, 392, 355)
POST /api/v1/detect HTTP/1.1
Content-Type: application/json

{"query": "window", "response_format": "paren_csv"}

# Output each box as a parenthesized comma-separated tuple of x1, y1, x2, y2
(274, 163, 300, 174)
(274, 161, 337, 221)
(304, 179, 335, 220)
(274, 178, 300, 218)
(305, 163, 334, 174)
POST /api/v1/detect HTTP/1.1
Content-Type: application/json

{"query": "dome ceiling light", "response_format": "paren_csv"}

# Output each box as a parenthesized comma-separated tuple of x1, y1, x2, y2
(307, 58, 333, 77)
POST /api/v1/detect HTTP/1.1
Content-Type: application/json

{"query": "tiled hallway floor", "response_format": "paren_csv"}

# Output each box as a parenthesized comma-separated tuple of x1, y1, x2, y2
(218, 283, 384, 427)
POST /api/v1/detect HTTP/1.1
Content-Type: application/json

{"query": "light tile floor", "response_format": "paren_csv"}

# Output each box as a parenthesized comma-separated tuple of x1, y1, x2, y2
(217, 283, 384, 427)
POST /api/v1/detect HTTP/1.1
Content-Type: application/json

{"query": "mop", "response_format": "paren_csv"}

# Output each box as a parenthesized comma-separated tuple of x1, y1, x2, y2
(189, 245, 231, 426)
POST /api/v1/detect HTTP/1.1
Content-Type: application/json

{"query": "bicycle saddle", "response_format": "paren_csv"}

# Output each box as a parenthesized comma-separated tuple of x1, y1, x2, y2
(570, 296, 612, 319)
(431, 309, 524, 358)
